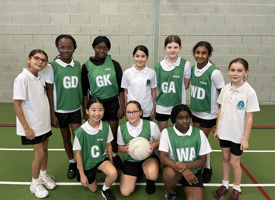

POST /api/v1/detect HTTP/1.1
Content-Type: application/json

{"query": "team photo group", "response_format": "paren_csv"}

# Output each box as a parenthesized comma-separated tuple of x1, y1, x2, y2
(13, 34, 260, 200)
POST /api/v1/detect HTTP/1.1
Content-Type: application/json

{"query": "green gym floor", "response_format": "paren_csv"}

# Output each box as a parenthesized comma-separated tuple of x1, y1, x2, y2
(0, 104, 274, 200)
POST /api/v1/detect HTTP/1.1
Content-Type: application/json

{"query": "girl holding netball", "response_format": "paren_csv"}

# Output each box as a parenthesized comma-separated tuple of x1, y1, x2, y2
(158, 104, 212, 200)
(13, 49, 56, 198)
(190, 41, 225, 183)
(155, 35, 191, 131)
(73, 97, 117, 200)
(44, 35, 82, 179)
(121, 45, 157, 120)
(214, 58, 260, 200)
(81, 36, 124, 169)
(117, 101, 161, 196)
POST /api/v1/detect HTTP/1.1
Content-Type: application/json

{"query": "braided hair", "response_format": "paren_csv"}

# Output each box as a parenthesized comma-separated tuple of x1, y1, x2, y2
(170, 104, 192, 124)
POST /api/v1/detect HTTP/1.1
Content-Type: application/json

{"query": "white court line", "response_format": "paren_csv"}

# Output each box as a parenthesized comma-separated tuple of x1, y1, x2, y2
(1, 148, 275, 153)
(0, 181, 275, 187)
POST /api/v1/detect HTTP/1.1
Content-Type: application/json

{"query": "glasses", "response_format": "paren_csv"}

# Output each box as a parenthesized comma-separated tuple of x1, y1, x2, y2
(58, 46, 74, 51)
(95, 46, 109, 52)
(31, 56, 48, 63)
(125, 110, 139, 116)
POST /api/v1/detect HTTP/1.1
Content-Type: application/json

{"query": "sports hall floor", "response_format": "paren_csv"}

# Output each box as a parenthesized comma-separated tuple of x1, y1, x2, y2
(0, 104, 274, 200)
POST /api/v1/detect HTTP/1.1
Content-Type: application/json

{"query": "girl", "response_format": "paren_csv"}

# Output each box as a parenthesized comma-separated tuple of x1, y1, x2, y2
(13, 49, 56, 198)
(158, 104, 212, 200)
(121, 45, 157, 120)
(44, 35, 83, 179)
(117, 101, 161, 196)
(81, 36, 124, 169)
(190, 41, 225, 183)
(73, 97, 117, 200)
(213, 58, 260, 200)
(155, 35, 191, 132)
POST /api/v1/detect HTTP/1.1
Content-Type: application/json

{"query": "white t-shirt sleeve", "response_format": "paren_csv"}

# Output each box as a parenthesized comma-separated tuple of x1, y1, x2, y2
(121, 70, 129, 89)
(107, 125, 114, 143)
(116, 126, 125, 145)
(13, 76, 27, 100)
(246, 92, 260, 113)
(150, 122, 161, 143)
(211, 69, 225, 89)
(199, 130, 212, 155)
(44, 64, 54, 84)
(158, 129, 170, 153)
(151, 71, 157, 88)
(73, 135, 82, 150)
(217, 85, 226, 105)
(184, 61, 192, 79)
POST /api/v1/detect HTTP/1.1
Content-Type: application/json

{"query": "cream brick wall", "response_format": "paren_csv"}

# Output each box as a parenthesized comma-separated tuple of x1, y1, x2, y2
(0, 0, 274, 104)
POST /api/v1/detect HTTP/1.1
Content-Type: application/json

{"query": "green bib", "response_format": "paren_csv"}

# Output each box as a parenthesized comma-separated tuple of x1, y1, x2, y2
(50, 60, 82, 111)
(85, 55, 119, 99)
(120, 120, 153, 162)
(155, 59, 186, 107)
(190, 65, 217, 113)
(75, 121, 109, 170)
(167, 126, 201, 174)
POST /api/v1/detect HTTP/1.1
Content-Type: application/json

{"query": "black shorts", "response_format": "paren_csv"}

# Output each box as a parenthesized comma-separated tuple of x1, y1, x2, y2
(122, 154, 160, 177)
(180, 168, 204, 188)
(192, 115, 217, 128)
(89, 95, 119, 121)
(155, 112, 170, 122)
(219, 139, 243, 156)
(141, 116, 151, 121)
(55, 109, 82, 128)
(76, 157, 109, 184)
(21, 131, 52, 145)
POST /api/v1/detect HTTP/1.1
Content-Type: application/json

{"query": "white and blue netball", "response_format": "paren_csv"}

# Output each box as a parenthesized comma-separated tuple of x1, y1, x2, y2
(128, 137, 151, 161)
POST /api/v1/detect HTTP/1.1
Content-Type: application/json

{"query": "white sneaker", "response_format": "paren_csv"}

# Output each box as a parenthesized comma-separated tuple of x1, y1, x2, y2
(30, 182, 49, 198)
(39, 175, 57, 190)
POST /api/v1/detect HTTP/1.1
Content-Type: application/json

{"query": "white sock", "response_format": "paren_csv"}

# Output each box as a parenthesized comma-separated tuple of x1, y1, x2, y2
(102, 183, 110, 191)
(40, 170, 47, 177)
(69, 158, 76, 163)
(204, 153, 210, 169)
(233, 184, 241, 192)
(32, 177, 40, 185)
(112, 152, 118, 157)
(222, 180, 229, 189)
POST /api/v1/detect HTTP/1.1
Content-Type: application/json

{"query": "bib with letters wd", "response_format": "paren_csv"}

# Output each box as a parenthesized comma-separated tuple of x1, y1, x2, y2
(51, 61, 82, 111)
(190, 65, 217, 113)
(85, 55, 119, 99)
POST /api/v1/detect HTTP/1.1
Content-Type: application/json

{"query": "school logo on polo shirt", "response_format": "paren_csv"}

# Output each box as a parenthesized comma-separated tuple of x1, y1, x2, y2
(236, 100, 245, 110)
(146, 79, 150, 87)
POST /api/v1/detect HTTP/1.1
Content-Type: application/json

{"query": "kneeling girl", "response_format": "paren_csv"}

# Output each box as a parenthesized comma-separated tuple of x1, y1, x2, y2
(117, 101, 161, 196)
(158, 104, 212, 200)
(73, 97, 117, 200)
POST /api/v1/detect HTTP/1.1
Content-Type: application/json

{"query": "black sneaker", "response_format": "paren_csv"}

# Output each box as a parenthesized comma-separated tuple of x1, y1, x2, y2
(202, 166, 213, 183)
(101, 188, 116, 200)
(113, 155, 123, 169)
(165, 190, 176, 200)
(67, 162, 77, 179)
(145, 179, 156, 195)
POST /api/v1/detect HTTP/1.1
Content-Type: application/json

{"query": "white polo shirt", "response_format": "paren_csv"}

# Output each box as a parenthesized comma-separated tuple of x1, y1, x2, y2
(73, 120, 113, 150)
(217, 82, 260, 144)
(44, 58, 80, 113)
(13, 68, 51, 137)
(121, 65, 157, 117)
(191, 61, 225, 120)
(156, 56, 191, 115)
(117, 119, 161, 157)
(158, 125, 212, 160)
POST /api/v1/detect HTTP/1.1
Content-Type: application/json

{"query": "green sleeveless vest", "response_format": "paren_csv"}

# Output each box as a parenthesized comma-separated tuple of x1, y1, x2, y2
(167, 126, 201, 174)
(50, 60, 82, 111)
(85, 55, 119, 99)
(190, 65, 217, 113)
(155, 58, 186, 107)
(75, 121, 109, 170)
